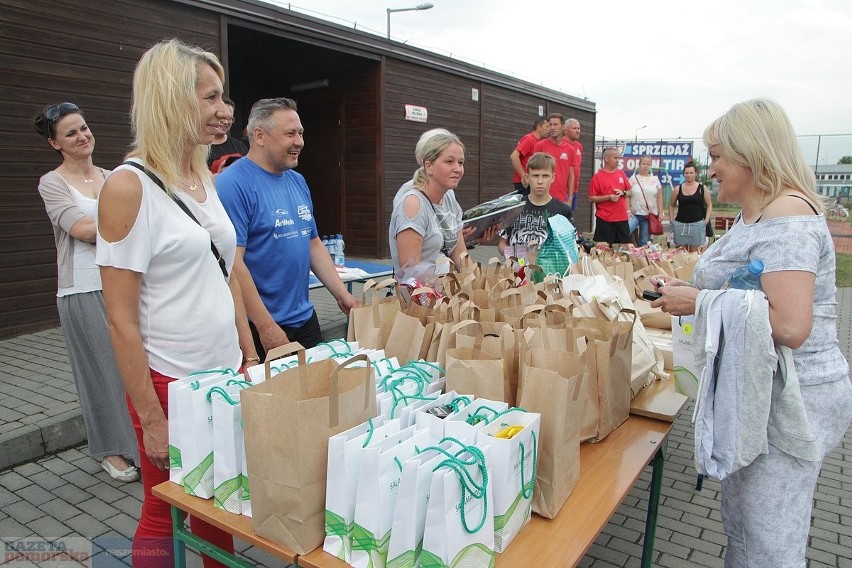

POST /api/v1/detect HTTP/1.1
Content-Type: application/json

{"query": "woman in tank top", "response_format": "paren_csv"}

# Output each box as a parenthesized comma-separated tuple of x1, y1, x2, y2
(669, 162, 712, 251)
(32, 102, 139, 483)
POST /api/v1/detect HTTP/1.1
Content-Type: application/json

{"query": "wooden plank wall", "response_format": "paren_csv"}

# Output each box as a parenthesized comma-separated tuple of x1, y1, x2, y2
(381, 57, 596, 254)
(0, 0, 220, 338)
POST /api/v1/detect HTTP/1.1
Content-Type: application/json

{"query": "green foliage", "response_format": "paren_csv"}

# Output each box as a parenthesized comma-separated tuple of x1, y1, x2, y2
(838, 156, 852, 165)
(836, 253, 852, 287)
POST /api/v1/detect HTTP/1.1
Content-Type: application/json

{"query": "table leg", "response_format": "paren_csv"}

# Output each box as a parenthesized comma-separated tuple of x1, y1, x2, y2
(171, 505, 186, 568)
(169, 505, 254, 568)
(641, 445, 665, 568)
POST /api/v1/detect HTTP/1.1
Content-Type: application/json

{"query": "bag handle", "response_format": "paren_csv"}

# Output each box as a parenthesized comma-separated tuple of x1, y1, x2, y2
(264, 342, 306, 382)
(328, 353, 372, 428)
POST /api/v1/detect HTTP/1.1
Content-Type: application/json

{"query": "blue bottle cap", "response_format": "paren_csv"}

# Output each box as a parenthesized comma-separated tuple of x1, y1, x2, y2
(748, 259, 764, 275)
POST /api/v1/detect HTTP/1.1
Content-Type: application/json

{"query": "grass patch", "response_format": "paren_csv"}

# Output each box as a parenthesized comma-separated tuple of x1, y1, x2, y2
(837, 253, 852, 288)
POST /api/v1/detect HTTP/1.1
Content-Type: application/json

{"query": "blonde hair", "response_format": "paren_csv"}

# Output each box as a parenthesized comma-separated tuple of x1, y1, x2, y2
(412, 131, 465, 189)
(703, 98, 823, 213)
(129, 39, 224, 191)
(415, 129, 452, 166)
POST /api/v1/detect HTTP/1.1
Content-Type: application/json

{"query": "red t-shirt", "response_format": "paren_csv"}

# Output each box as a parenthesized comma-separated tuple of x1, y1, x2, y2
(512, 132, 539, 183)
(566, 140, 583, 192)
(589, 168, 631, 222)
(534, 137, 575, 202)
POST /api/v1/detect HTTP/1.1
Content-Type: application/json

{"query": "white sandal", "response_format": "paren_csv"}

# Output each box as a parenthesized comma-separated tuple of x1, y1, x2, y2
(101, 458, 140, 483)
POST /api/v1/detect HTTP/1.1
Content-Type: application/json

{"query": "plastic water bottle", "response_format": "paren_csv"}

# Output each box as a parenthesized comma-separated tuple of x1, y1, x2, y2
(726, 259, 764, 290)
(335, 233, 345, 267)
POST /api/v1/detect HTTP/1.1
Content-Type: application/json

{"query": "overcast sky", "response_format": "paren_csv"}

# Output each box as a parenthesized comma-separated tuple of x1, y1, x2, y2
(265, 0, 852, 164)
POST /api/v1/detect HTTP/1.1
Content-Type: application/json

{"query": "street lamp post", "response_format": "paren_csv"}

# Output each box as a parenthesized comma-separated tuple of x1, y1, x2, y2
(387, 3, 434, 39)
(634, 125, 647, 143)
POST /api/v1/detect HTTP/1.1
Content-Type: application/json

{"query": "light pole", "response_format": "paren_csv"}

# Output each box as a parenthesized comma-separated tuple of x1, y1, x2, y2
(634, 125, 647, 143)
(387, 3, 434, 39)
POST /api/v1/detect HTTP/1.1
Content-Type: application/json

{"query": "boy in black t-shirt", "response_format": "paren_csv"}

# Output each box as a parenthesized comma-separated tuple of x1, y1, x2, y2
(498, 152, 574, 260)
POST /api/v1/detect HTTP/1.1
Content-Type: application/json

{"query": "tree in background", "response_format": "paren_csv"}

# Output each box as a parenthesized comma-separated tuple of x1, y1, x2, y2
(838, 156, 852, 165)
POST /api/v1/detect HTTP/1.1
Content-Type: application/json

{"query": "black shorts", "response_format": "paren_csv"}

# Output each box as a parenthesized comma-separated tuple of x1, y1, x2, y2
(249, 309, 324, 361)
(593, 219, 632, 245)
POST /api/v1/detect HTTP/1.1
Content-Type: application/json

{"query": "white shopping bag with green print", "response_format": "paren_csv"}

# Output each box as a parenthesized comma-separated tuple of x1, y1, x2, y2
(672, 315, 699, 398)
(420, 443, 495, 568)
(324, 416, 390, 561)
(182, 376, 242, 498)
(351, 426, 431, 568)
(386, 439, 464, 568)
(477, 409, 540, 553)
(168, 368, 237, 485)
(209, 382, 251, 513)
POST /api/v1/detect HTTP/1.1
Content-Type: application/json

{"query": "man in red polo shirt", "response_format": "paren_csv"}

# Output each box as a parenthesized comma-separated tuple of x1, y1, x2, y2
(563, 118, 583, 209)
(534, 113, 574, 203)
(588, 146, 632, 244)
(509, 118, 548, 195)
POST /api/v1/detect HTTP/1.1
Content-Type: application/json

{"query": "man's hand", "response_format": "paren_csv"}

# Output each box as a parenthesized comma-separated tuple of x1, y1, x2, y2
(610, 194, 619, 202)
(521, 173, 529, 188)
(336, 291, 360, 316)
(257, 321, 289, 353)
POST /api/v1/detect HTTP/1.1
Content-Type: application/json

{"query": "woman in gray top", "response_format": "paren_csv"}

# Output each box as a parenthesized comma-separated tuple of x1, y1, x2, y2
(389, 130, 469, 277)
(651, 99, 852, 567)
(33, 103, 139, 482)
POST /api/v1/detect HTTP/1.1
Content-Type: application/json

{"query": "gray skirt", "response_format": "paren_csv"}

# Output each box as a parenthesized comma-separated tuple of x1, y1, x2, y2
(672, 220, 706, 246)
(57, 291, 138, 462)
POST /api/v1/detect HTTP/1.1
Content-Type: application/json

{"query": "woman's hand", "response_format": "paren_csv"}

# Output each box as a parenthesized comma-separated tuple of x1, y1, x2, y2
(650, 284, 699, 316)
(651, 275, 690, 288)
(141, 415, 170, 470)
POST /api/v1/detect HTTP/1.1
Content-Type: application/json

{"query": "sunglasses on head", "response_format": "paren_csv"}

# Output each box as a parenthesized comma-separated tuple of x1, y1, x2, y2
(45, 102, 80, 122)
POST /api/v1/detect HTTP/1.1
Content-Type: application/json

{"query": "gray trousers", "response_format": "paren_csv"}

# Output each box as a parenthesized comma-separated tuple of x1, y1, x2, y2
(721, 377, 852, 567)
(57, 291, 138, 462)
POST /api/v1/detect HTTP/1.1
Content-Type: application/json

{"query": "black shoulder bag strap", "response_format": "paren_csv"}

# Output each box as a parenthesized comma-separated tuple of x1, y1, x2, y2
(123, 161, 228, 279)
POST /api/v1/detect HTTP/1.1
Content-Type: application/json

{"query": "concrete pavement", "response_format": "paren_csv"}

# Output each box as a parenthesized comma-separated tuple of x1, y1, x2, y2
(1, 247, 851, 567)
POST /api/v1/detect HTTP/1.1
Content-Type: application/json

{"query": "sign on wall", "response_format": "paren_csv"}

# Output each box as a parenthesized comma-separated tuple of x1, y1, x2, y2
(404, 104, 428, 123)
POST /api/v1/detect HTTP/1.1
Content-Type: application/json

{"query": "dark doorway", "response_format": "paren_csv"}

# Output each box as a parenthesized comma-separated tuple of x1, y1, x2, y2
(296, 96, 343, 237)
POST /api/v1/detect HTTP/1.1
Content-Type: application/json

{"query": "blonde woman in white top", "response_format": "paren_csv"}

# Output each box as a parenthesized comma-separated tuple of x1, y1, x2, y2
(628, 156, 664, 244)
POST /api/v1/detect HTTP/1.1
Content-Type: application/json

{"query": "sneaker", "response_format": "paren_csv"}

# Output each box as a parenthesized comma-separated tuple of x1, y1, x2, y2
(101, 457, 140, 483)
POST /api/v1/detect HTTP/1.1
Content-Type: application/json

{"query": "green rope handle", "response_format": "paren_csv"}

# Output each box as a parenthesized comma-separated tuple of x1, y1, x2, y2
(379, 369, 424, 391)
(187, 368, 237, 378)
(225, 379, 252, 388)
(394, 456, 403, 472)
(206, 386, 239, 404)
(316, 339, 353, 356)
(446, 396, 472, 412)
(466, 405, 503, 425)
(390, 394, 437, 419)
(433, 444, 489, 534)
(361, 417, 376, 448)
(519, 430, 538, 499)
(416, 440, 481, 488)
(405, 360, 445, 376)
(370, 357, 398, 378)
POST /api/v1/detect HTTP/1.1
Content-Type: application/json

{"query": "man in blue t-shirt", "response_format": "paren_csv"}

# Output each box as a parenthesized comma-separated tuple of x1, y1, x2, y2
(217, 97, 357, 355)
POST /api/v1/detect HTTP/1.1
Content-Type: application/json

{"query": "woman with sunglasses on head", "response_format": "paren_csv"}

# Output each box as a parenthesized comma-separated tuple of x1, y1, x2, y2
(97, 39, 257, 567)
(32, 102, 139, 483)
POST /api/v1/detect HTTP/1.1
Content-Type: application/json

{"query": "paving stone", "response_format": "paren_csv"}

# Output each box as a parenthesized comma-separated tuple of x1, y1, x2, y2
(64, 512, 109, 539)
(0, 516, 33, 538)
(6, 500, 46, 524)
(62, 469, 101, 490)
(25, 515, 72, 538)
(38, 456, 78, 476)
(51, 484, 93, 506)
(76, 497, 120, 521)
(86, 482, 128, 504)
(15, 484, 55, 507)
(689, 550, 725, 567)
(37, 497, 80, 522)
(671, 532, 723, 557)
(27, 469, 68, 492)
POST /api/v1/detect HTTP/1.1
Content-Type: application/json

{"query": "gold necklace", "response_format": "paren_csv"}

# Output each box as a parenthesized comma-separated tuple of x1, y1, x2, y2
(182, 176, 198, 191)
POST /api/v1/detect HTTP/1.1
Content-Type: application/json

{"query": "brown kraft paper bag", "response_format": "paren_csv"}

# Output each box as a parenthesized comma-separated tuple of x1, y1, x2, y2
(241, 344, 377, 554)
(445, 344, 513, 406)
(384, 309, 438, 364)
(574, 310, 636, 442)
(517, 341, 585, 518)
(346, 278, 399, 349)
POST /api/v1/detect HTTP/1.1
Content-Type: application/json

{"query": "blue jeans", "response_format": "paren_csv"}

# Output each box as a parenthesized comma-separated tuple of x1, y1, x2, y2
(629, 214, 650, 245)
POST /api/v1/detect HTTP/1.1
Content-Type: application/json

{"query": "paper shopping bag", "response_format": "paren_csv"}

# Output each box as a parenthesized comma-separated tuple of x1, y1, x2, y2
(168, 369, 236, 485)
(385, 310, 438, 365)
(242, 344, 377, 554)
(386, 441, 458, 568)
(477, 409, 541, 552)
(351, 426, 431, 568)
(445, 346, 512, 407)
(444, 398, 510, 445)
(672, 315, 700, 398)
(517, 345, 584, 518)
(324, 416, 387, 561)
(347, 278, 400, 349)
(420, 444, 495, 568)
(209, 382, 251, 513)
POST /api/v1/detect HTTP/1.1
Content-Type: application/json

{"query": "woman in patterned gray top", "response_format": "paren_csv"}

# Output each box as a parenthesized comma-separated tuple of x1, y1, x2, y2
(650, 99, 852, 568)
